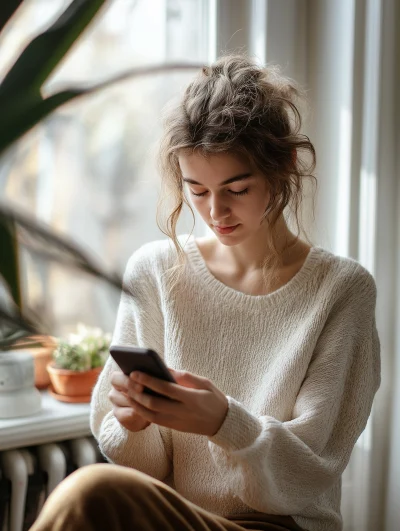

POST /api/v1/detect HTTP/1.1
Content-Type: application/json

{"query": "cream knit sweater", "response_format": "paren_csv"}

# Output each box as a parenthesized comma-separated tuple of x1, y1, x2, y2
(90, 234, 381, 531)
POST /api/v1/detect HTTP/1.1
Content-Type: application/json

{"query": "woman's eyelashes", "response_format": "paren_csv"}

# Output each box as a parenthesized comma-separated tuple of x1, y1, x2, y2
(190, 188, 249, 197)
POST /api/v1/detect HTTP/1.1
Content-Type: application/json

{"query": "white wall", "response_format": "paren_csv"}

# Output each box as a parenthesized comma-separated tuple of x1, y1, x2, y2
(307, 0, 358, 254)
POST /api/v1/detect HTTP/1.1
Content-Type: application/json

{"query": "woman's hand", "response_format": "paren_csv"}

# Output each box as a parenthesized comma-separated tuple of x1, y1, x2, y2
(109, 371, 151, 432)
(122, 369, 229, 437)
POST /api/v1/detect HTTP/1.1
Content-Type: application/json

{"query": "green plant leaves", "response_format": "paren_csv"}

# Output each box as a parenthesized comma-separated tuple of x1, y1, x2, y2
(0, 1, 24, 33)
(0, 200, 124, 349)
(0, 62, 202, 156)
(0, 0, 107, 99)
(0, 89, 79, 157)
(0, 201, 124, 292)
(0, 306, 40, 350)
(0, 214, 21, 308)
(53, 341, 91, 371)
(0, 0, 108, 155)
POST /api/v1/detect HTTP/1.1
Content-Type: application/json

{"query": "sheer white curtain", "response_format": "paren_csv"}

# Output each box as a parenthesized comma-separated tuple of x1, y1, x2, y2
(303, 2, 398, 529)
(212, 1, 399, 530)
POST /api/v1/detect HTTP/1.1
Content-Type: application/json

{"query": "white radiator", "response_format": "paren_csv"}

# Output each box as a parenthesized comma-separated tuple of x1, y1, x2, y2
(0, 437, 105, 531)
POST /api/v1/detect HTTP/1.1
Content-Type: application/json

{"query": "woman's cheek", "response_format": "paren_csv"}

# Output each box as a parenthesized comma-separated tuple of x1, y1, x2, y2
(192, 197, 208, 216)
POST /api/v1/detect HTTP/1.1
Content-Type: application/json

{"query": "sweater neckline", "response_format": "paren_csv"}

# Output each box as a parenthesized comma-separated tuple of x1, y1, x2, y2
(183, 234, 324, 306)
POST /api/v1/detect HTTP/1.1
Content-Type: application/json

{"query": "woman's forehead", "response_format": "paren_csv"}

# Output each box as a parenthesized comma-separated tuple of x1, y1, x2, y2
(178, 151, 251, 175)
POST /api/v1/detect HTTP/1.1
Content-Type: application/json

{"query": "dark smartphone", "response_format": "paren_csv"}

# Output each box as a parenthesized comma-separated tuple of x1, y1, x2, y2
(109, 345, 176, 399)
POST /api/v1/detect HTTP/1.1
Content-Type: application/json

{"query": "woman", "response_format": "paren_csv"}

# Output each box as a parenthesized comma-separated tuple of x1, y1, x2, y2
(31, 55, 380, 531)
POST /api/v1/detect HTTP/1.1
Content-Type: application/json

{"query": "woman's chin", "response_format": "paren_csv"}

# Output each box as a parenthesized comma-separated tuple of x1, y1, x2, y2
(213, 226, 246, 245)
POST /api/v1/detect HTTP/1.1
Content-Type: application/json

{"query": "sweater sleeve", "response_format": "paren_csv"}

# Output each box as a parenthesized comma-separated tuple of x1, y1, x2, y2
(90, 246, 173, 481)
(207, 266, 381, 515)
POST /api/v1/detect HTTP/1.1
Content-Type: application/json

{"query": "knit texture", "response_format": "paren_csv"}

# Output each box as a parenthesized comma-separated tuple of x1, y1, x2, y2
(90, 234, 381, 531)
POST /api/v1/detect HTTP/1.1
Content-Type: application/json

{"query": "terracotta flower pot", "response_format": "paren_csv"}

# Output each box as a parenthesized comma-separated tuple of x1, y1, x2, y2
(46, 363, 102, 399)
(32, 347, 55, 389)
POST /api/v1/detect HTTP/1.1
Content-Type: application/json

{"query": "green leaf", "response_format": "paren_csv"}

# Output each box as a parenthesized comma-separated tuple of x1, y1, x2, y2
(0, 306, 40, 350)
(0, 215, 21, 309)
(0, 0, 107, 99)
(0, 1, 24, 33)
(0, 89, 80, 156)
(0, 201, 124, 293)
(0, 329, 33, 350)
(0, 201, 125, 348)
(5, 334, 49, 350)
(0, 62, 202, 156)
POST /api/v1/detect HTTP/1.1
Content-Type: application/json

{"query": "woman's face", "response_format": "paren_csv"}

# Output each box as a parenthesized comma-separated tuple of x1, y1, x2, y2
(178, 151, 271, 245)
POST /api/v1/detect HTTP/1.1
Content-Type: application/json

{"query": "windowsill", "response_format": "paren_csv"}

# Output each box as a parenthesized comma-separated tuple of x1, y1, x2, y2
(0, 390, 91, 451)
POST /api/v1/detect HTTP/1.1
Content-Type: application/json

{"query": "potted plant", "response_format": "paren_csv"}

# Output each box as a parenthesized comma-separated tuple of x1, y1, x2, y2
(46, 323, 111, 403)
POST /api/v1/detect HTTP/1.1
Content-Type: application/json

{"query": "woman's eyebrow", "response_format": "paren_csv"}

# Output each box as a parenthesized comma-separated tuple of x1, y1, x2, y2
(182, 173, 253, 186)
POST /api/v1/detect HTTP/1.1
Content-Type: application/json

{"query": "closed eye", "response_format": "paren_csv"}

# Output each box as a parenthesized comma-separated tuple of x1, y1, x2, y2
(191, 189, 249, 197)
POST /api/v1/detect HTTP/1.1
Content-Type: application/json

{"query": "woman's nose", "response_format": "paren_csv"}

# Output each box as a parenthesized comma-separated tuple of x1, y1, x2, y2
(210, 195, 231, 221)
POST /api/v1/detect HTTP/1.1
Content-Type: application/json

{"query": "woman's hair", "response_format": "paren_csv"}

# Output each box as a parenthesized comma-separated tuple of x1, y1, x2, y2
(157, 54, 316, 293)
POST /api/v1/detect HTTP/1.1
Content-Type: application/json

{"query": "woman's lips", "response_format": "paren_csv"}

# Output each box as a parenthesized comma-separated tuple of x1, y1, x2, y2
(214, 224, 239, 234)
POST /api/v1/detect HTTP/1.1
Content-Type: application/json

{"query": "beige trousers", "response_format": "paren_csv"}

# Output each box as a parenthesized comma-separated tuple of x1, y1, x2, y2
(29, 463, 306, 531)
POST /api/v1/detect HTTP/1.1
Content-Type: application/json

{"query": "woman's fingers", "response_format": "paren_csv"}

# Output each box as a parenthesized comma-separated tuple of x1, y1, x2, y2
(110, 370, 130, 391)
(113, 406, 137, 425)
(109, 369, 228, 436)
(127, 386, 183, 416)
(112, 405, 151, 432)
(110, 371, 145, 396)
(169, 368, 212, 390)
(129, 371, 189, 401)
(108, 387, 135, 408)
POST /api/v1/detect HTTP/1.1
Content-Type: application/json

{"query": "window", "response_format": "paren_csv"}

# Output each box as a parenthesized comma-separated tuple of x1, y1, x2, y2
(1, 0, 210, 335)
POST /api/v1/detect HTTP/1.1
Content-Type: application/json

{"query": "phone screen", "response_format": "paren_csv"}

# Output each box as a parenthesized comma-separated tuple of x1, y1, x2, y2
(109, 346, 176, 398)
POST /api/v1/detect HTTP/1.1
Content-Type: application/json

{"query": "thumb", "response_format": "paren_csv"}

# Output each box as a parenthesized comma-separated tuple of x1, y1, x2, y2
(169, 368, 211, 390)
